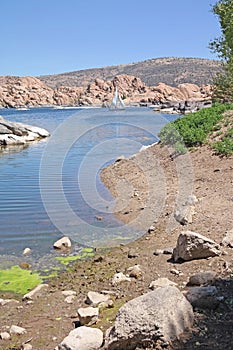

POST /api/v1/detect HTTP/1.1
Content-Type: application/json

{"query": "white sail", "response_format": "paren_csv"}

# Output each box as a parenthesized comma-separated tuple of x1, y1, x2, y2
(110, 87, 125, 109)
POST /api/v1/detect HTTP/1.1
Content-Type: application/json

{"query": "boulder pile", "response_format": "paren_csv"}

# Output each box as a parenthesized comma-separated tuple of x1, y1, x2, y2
(0, 74, 212, 109)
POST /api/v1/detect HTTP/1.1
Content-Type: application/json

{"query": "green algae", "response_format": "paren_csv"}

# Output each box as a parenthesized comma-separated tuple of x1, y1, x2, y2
(55, 255, 82, 266)
(40, 268, 60, 280)
(55, 248, 95, 266)
(81, 247, 94, 253)
(0, 266, 42, 295)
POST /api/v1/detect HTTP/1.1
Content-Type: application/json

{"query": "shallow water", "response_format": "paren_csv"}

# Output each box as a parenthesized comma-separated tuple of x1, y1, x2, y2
(0, 107, 176, 258)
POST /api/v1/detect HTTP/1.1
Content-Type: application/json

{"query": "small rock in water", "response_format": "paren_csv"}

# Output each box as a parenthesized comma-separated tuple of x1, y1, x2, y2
(19, 262, 32, 269)
(148, 225, 156, 233)
(23, 247, 32, 255)
(95, 216, 103, 221)
(115, 155, 125, 162)
(53, 236, 71, 249)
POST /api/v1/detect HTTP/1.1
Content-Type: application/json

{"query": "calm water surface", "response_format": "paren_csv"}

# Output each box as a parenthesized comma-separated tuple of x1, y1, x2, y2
(0, 107, 177, 259)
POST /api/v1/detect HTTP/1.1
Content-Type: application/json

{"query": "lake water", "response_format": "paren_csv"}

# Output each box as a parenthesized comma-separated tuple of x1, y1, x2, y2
(0, 107, 177, 260)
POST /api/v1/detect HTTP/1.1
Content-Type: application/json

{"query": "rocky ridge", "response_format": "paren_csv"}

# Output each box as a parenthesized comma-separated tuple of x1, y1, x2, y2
(0, 75, 212, 109)
(39, 57, 222, 88)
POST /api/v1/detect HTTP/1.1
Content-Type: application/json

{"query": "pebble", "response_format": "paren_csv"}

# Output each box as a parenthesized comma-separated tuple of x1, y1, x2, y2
(153, 249, 164, 256)
(148, 225, 155, 233)
(127, 265, 142, 279)
(170, 268, 181, 276)
(64, 295, 76, 304)
(10, 325, 27, 335)
(62, 290, 77, 297)
(22, 344, 32, 350)
(128, 249, 139, 258)
(163, 247, 173, 255)
(111, 272, 131, 285)
(0, 332, 11, 340)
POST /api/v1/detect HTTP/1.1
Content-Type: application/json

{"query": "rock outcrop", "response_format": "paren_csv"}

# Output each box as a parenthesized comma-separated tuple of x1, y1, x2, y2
(0, 116, 50, 146)
(0, 76, 54, 108)
(0, 74, 212, 109)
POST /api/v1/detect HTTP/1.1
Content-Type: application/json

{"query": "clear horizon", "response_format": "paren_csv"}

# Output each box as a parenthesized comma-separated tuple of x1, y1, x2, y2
(1, 0, 221, 77)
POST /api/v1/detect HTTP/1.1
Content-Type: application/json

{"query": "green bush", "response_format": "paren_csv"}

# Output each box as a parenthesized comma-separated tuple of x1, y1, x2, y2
(214, 137, 233, 155)
(159, 103, 233, 155)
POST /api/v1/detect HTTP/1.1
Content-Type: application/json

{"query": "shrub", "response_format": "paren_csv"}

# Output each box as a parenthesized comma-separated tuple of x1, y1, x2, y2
(159, 103, 233, 155)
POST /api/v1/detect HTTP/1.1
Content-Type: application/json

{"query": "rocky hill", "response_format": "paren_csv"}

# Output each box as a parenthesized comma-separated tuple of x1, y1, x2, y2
(39, 57, 222, 88)
(0, 74, 212, 108)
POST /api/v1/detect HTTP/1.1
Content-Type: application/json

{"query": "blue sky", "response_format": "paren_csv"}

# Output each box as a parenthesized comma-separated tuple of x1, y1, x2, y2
(1, 0, 221, 76)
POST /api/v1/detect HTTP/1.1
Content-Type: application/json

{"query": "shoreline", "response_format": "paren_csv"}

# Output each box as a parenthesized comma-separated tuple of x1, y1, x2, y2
(1, 119, 233, 349)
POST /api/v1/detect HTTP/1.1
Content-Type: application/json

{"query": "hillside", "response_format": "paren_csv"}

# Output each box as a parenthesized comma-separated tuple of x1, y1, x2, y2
(39, 57, 222, 88)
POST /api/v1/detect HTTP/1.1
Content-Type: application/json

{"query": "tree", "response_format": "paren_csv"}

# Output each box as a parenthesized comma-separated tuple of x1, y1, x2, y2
(209, 0, 233, 102)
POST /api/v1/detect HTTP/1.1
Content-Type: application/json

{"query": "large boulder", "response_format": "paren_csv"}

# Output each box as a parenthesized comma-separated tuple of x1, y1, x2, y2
(105, 286, 193, 350)
(58, 326, 103, 350)
(0, 116, 50, 146)
(173, 231, 221, 262)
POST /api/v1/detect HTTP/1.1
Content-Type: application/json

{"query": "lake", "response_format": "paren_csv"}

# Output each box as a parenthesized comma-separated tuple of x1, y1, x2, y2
(0, 107, 177, 260)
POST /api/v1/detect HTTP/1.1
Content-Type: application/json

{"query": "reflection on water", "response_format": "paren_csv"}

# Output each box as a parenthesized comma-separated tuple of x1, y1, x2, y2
(0, 143, 29, 155)
(0, 107, 175, 259)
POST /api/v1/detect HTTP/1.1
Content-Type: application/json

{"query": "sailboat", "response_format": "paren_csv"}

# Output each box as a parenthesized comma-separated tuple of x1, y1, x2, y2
(109, 86, 125, 110)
